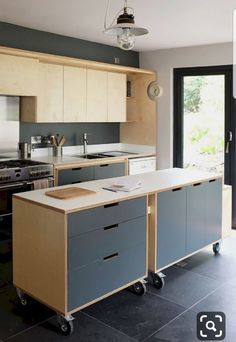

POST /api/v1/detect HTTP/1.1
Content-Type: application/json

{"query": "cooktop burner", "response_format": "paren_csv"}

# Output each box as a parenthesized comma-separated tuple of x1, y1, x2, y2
(0, 159, 47, 169)
(0, 159, 53, 184)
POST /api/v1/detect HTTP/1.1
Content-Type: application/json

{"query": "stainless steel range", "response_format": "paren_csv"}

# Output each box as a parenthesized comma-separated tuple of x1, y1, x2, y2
(0, 159, 54, 263)
(0, 159, 53, 184)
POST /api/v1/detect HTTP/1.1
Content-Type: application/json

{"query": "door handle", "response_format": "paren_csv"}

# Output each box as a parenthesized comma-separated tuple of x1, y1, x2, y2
(226, 130, 233, 154)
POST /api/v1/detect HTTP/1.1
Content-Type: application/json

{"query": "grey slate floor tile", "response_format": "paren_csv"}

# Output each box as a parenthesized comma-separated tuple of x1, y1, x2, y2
(83, 289, 186, 341)
(147, 265, 221, 308)
(190, 283, 236, 342)
(0, 284, 53, 341)
(144, 309, 198, 342)
(5, 312, 136, 342)
(145, 304, 235, 342)
(179, 248, 236, 281)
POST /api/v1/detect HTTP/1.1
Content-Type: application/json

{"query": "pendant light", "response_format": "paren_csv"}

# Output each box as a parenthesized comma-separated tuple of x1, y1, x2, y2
(103, 0, 148, 50)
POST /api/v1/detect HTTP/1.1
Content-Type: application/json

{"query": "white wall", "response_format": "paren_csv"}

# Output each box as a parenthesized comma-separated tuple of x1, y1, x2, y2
(140, 43, 233, 169)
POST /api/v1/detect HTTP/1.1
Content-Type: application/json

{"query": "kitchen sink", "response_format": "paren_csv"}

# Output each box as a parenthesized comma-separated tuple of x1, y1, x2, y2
(75, 153, 111, 159)
(73, 151, 138, 159)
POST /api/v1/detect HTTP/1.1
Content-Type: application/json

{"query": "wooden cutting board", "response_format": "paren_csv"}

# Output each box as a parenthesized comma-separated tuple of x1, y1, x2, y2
(45, 187, 96, 199)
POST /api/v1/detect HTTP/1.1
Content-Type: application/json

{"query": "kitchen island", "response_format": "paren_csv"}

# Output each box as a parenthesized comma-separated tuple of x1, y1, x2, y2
(13, 168, 222, 335)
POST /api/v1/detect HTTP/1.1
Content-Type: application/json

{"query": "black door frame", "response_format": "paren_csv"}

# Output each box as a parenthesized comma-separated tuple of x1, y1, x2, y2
(173, 65, 234, 186)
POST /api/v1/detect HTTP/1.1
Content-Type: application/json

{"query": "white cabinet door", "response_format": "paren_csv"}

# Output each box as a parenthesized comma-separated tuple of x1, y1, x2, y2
(64, 66, 87, 122)
(37, 63, 63, 122)
(108, 72, 126, 122)
(87, 69, 107, 122)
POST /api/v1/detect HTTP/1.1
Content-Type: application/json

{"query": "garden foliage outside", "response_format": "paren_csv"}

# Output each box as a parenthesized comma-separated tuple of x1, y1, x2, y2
(183, 75, 224, 174)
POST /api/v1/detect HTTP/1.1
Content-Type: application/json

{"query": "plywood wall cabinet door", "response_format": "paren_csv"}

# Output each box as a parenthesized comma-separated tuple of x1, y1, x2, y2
(37, 63, 63, 122)
(108, 72, 126, 122)
(64, 66, 87, 122)
(87, 69, 107, 122)
(0, 54, 38, 96)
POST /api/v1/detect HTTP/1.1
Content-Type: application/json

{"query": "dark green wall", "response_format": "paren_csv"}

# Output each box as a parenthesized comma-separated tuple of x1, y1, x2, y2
(0, 21, 139, 145)
(20, 123, 119, 146)
(0, 22, 139, 67)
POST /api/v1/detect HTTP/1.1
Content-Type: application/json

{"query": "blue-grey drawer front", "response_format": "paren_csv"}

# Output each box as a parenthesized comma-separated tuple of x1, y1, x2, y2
(68, 196, 146, 237)
(68, 242, 146, 311)
(58, 167, 94, 185)
(68, 215, 146, 271)
(157, 187, 187, 269)
(94, 162, 125, 180)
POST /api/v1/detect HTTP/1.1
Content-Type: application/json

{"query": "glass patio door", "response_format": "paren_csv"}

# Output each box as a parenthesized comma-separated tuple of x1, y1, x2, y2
(174, 65, 236, 226)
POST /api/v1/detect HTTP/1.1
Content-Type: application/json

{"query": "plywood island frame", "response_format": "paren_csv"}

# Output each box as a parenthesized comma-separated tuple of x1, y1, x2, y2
(12, 169, 224, 336)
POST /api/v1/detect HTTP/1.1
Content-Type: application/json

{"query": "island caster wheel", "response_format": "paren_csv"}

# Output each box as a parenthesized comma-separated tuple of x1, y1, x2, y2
(130, 281, 147, 296)
(59, 320, 74, 336)
(151, 272, 165, 289)
(57, 314, 74, 336)
(16, 288, 28, 306)
(213, 242, 221, 254)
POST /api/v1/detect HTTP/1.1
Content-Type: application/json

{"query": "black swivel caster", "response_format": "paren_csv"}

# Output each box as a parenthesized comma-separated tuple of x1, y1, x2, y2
(59, 320, 74, 336)
(213, 242, 221, 254)
(16, 288, 28, 306)
(130, 281, 147, 296)
(57, 314, 74, 336)
(151, 272, 165, 289)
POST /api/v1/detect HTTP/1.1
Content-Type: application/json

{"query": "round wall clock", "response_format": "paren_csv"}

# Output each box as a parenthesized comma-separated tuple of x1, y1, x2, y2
(147, 81, 163, 100)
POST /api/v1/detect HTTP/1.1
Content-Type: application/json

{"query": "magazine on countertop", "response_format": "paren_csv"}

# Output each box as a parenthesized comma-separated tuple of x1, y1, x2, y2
(102, 178, 142, 192)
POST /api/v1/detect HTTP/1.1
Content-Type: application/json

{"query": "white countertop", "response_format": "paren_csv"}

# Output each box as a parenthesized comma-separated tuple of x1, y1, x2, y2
(30, 153, 155, 167)
(30, 143, 156, 167)
(14, 168, 222, 214)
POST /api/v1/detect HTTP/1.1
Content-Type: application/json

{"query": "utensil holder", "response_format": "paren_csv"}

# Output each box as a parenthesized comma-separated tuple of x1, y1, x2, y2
(53, 146, 63, 157)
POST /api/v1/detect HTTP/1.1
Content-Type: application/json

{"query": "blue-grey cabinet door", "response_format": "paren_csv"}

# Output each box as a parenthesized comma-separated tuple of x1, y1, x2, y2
(205, 179, 222, 245)
(58, 166, 94, 185)
(94, 162, 125, 180)
(157, 187, 187, 269)
(186, 182, 206, 254)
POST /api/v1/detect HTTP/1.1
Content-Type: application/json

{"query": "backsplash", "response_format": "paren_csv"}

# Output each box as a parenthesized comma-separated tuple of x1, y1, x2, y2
(20, 122, 120, 146)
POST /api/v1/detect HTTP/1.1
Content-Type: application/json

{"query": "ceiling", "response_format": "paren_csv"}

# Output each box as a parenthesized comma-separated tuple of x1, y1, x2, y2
(0, 0, 235, 51)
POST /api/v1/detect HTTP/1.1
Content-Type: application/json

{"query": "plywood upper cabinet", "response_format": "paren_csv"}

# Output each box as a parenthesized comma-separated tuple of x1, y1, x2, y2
(37, 63, 63, 122)
(108, 72, 126, 122)
(64, 66, 86, 122)
(0, 54, 38, 96)
(87, 69, 107, 122)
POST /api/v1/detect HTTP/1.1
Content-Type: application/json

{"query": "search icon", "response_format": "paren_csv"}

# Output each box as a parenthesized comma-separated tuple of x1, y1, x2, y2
(206, 320, 217, 332)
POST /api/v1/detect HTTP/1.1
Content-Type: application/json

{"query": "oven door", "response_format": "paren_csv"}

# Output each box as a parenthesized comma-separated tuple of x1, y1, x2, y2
(0, 181, 35, 259)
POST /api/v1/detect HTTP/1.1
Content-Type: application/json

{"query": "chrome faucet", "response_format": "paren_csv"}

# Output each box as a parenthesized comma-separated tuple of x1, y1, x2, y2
(83, 133, 88, 155)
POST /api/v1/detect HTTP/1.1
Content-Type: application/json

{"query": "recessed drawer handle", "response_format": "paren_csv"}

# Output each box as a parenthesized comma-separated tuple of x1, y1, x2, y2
(104, 202, 119, 208)
(209, 179, 216, 183)
(172, 187, 182, 192)
(71, 167, 82, 171)
(99, 164, 109, 167)
(103, 252, 118, 261)
(193, 183, 201, 187)
(104, 224, 118, 231)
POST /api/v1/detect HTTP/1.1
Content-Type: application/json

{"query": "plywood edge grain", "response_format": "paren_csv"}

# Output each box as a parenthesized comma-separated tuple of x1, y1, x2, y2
(54, 157, 127, 170)
(13, 197, 67, 314)
(148, 193, 157, 272)
(13, 195, 66, 214)
(0, 46, 155, 75)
